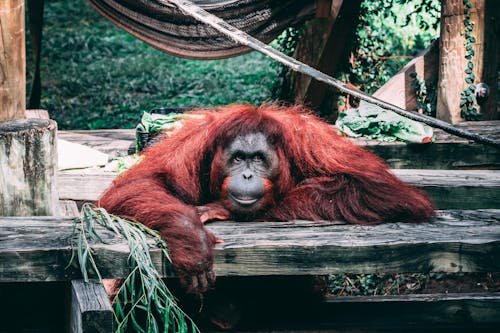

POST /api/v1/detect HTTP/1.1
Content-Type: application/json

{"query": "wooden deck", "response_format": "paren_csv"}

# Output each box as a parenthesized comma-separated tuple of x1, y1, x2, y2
(1, 209, 499, 282)
(58, 121, 500, 169)
(2, 121, 498, 332)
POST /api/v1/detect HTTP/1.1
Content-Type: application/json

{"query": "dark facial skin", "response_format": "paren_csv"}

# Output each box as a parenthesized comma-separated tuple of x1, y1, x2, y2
(223, 133, 278, 216)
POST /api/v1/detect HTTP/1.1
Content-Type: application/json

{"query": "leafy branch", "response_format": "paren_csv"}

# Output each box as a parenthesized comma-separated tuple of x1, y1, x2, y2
(460, 0, 481, 120)
(70, 203, 199, 333)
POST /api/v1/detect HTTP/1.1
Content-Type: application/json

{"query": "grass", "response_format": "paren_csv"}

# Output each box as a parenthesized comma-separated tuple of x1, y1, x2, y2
(29, 0, 280, 130)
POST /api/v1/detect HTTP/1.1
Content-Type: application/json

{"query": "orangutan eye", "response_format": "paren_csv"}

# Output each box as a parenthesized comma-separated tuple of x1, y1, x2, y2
(253, 154, 265, 163)
(232, 154, 244, 163)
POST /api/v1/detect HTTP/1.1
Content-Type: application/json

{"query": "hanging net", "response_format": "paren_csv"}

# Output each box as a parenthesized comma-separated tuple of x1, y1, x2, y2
(88, 0, 314, 59)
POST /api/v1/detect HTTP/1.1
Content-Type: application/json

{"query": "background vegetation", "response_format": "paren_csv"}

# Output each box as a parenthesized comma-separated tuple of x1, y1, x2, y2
(27, 0, 439, 130)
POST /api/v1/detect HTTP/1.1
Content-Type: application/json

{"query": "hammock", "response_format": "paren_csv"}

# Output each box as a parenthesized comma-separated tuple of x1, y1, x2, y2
(88, 0, 315, 59)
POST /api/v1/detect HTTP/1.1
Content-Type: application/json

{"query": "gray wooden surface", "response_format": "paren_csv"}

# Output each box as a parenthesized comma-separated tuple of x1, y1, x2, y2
(69, 280, 113, 333)
(58, 168, 500, 209)
(0, 209, 498, 282)
(58, 121, 500, 169)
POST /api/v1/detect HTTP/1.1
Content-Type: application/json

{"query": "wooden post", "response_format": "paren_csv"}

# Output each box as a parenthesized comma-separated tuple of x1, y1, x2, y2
(0, 0, 26, 121)
(0, 119, 58, 216)
(284, 0, 362, 118)
(70, 280, 114, 333)
(0, 1, 58, 216)
(437, 0, 499, 123)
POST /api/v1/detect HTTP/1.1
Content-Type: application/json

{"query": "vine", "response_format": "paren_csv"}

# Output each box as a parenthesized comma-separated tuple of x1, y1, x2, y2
(410, 72, 437, 117)
(459, 0, 481, 120)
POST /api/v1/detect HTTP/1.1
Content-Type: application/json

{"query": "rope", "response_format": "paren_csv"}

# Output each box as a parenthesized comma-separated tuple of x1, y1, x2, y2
(161, 0, 499, 149)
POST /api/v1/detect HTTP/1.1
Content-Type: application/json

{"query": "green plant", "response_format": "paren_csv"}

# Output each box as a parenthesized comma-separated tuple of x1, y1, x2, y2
(70, 203, 198, 333)
(460, 0, 481, 120)
(347, 0, 440, 94)
(410, 72, 437, 116)
(28, 0, 279, 130)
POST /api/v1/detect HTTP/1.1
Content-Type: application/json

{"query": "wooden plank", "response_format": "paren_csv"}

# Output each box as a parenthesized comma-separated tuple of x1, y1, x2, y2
(58, 200, 79, 218)
(58, 121, 500, 169)
(69, 280, 113, 333)
(0, 210, 498, 282)
(58, 169, 115, 202)
(25, 109, 50, 119)
(0, 0, 26, 121)
(373, 40, 439, 111)
(57, 168, 500, 209)
(358, 121, 500, 169)
(224, 293, 500, 332)
(392, 169, 500, 209)
(58, 129, 135, 158)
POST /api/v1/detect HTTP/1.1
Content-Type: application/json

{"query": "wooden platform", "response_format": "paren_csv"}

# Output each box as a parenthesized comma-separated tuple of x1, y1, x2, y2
(1, 209, 500, 332)
(58, 121, 500, 169)
(3, 123, 498, 332)
(1, 209, 499, 282)
(58, 168, 500, 209)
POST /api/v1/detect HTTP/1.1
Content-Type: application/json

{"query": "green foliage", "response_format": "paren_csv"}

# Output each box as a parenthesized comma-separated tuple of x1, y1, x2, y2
(336, 103, 433, 143)
(348, 0, 440, 94)
(271, 26, 304, 98)
(328, 273, 426, 296)
(410, 72, 437, 117)
(70, 203, 198, 333)
(29, 0, 279, 130)
(460, 0, 481, 120)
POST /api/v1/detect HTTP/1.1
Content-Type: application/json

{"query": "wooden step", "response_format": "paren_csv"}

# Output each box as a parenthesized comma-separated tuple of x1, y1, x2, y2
(1, 209, 498, 282)
(58, 120, 500, 169)
(57, 168, 500, 209)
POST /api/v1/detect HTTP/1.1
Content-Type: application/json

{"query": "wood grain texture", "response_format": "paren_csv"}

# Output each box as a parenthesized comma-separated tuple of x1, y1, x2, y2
(437, 0, 499, 123)
(70, 280, 113, 333)
(57, 168, 500, 209)
(58, 121, 500, 169)
(58, 200, 80, 218)
(0, 210, 498, 282)
(373, 40, 439, 111)
(0, 119, 58, 216)
(0, 0, 25, 121)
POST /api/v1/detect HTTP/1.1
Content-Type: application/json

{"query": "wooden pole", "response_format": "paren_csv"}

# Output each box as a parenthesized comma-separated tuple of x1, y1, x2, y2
(287, 0, 362, 119)
(160, 0, 499, 148)
(0, 1, 58, 216)
(0, 119, 58, 216)
(0, 0, 26, 121)
(437, 0, 499, 123)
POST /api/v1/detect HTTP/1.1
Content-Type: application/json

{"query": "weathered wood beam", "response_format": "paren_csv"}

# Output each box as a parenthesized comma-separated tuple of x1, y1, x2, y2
(58, 129, 134, 158)
(57, 168, 500, 210)
(57, 121, 500, 169)
(437, 0, 499, 123)
(58, 200, 80, 218)
(0, 119, 58, 216)
(228, 293, 500, 332)
(0, 0, 26, 121)
(0, 210, 498, 282)
(288, 0, 361, 118)
(69, 280, 113, 333)
(373, 40, 439, 111)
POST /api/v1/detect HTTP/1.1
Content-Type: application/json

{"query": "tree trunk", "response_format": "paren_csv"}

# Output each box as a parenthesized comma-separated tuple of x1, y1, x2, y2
(0, 0, 26, 121)
(0, 119, 58, 216)
(437, 0, 499, 123)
